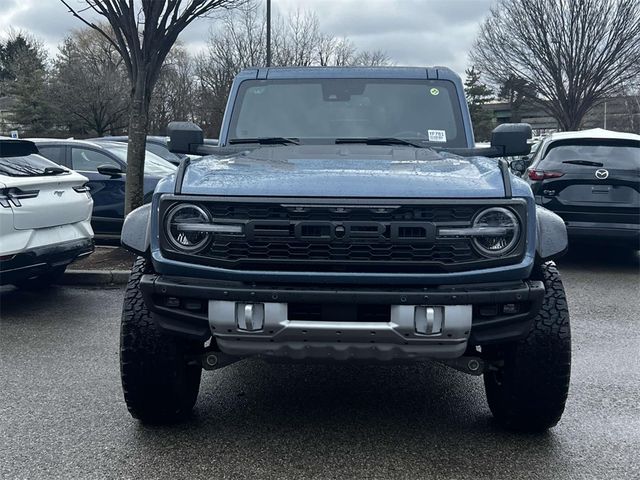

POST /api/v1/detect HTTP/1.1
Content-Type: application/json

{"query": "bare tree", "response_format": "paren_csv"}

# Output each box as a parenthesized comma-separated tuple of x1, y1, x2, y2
(149, 43, 197, 134)
(196, 0, 392, 134)
(332, 37, 357, 67)
(471, 0, 640, 131)
(317, 32, 337, 67)
(194, 2, 263, 135)
(354, 49, 391, 67)
(51, 27, 129, 136)
(279, 8, 320, 66)
(59, 0, 243, 213)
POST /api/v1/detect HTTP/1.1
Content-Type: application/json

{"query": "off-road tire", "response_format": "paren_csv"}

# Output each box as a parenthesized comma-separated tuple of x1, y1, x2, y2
(14, 265, 67, 290)
(120, 257, 202, 424)
(483, 261, 571, 432)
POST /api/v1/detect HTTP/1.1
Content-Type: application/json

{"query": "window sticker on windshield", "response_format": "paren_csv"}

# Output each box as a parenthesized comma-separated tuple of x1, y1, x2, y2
(428, 130, 447, 142)
(430, 88, 440, 96)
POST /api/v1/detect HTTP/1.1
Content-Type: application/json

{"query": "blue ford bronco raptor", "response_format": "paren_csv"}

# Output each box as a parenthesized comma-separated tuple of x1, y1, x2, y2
(120, 67, 570, 432)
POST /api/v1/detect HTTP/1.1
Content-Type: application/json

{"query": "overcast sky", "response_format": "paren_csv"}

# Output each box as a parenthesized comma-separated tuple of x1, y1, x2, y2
(0, 0, 495, 76)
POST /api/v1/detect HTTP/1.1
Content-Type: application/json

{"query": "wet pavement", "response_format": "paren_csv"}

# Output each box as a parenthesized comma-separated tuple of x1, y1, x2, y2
(1, 245, 639, 479)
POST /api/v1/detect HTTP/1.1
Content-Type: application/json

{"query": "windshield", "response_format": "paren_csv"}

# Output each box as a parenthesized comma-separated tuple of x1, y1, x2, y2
(0, 153, 68, 177)
(145, 141, 182, 163)
(229, 78, 466, 147)
(541, 140, 640, 170)
(107, 145, 177, 176)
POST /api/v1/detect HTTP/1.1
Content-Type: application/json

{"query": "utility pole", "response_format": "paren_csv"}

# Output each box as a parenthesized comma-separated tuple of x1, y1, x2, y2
(266, 0, 272, 67)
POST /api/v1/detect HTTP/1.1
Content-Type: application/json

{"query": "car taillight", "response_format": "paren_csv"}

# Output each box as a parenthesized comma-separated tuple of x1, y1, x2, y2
(73, 185, 91, 193)
(0, 187, 39, 207)
(527, 169, 564, 181)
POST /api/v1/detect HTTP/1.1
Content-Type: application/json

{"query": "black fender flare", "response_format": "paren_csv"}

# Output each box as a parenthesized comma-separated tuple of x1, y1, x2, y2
(121, 204, 152, 256)
(535, 205, 568, 262)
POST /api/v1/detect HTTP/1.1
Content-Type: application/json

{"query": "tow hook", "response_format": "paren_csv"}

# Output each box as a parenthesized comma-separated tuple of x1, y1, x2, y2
(199, 351, 239, 370)
(440, 356, 486, 376)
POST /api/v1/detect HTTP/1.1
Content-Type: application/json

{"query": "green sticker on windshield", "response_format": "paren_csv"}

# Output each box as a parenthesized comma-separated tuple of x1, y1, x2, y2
(430, 88, 440, 96)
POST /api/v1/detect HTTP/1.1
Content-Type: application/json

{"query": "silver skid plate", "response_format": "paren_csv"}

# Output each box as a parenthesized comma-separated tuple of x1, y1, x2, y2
(209, 301, 472, 360)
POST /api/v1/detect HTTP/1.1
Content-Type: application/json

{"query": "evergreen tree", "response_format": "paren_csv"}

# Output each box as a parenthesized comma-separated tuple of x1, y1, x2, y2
(464, 66, 494, 141)
(499, 74, 535, 123)
(0, 34, 54, 135)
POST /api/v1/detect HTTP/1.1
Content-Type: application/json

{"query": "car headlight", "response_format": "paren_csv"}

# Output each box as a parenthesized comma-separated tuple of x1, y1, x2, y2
(165, 203, 211, 252)
(471, 207, 520, 257)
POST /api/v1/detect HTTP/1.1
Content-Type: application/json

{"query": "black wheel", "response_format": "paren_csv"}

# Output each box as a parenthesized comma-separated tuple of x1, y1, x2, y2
(483, 261, 571, 432)
(120, 257, 203, 424)
(14, 265, 66, 290)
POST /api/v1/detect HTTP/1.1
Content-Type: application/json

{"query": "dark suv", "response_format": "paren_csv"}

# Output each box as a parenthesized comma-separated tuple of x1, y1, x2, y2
(32, 138, 176, 238)
(87, 135, 187, 165)
(517, 128, 640, 247)
(119, 67, 571, 432)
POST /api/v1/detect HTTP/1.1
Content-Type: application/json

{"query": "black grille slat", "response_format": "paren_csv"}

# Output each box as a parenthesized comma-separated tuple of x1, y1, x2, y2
(207, 239, 477, 269)
(207, 204, 477, 223)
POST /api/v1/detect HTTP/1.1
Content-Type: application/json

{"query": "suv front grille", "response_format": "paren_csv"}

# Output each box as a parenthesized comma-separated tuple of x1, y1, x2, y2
(160, 199, 526, 273)
(206, 240, 477, 272)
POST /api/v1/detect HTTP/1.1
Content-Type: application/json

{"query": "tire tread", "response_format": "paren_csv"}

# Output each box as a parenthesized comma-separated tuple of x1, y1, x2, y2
(120, 257, 202, 424)
(484, 261, 571, 432)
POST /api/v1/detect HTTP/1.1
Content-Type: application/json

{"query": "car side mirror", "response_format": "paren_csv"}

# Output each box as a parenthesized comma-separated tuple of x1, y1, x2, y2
(167, 121, 204, 154)
(510, 159, 527, 175)
(490, 123, 532, 157)
(97, 164, 123, 177)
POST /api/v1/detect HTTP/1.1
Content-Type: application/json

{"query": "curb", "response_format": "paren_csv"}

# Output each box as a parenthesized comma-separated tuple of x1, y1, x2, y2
(62, 269, 131, 286)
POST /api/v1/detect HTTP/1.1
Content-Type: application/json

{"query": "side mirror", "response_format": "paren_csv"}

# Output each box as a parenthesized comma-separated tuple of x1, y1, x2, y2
(490, 123, 532, 157)
(167, 121, 204, 154)
(510, 159, 527, 175)
(97, 164, 123, 177)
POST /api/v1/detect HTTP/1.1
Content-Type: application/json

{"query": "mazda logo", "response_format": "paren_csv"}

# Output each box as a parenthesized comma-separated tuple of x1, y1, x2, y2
(595, 169, 609, 180)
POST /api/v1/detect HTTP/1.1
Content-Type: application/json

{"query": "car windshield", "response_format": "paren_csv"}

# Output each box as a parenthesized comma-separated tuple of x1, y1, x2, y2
(107, 145, 177, 176)
(228, 78, 466, 147)
(145, 141, 183, 163)
(541, 140, 640, 170)
(0, 153, 68, 177)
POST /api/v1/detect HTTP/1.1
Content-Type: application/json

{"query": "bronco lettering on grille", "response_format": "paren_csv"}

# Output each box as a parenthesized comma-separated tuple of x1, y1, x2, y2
(244, 220, 436, 243)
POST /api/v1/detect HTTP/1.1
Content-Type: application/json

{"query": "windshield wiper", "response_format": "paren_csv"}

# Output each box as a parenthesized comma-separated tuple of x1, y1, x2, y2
(562, 160, 604, 167)
(228, 137, 300, 145)
(43, 166, 67, 175)
(335, 137, 426, 148)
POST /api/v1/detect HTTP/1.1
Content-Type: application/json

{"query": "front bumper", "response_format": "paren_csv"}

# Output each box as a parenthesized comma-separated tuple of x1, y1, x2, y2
(0, 238, 94, 285)
(139, 274, 545, 361)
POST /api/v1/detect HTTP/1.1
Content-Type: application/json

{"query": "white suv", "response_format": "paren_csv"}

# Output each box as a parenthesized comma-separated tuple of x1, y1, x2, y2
(0, 139, 94, 289)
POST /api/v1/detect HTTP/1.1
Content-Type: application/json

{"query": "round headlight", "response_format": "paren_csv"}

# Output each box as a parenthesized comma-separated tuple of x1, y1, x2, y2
(472, 207, 520, 257)
(165, 203, 211, 252)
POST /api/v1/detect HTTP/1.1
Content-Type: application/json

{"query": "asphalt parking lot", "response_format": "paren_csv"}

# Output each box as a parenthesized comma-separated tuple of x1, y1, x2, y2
(1, 245, 639, 480)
